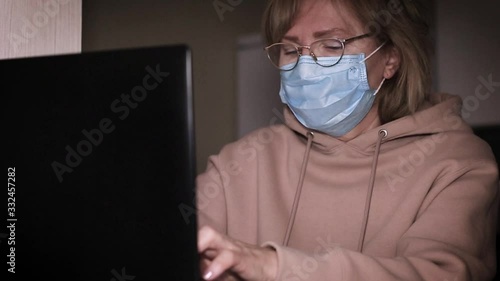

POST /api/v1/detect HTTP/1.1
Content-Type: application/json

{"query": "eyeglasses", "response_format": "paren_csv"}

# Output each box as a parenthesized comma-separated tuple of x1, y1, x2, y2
(264, 33, 372, 71)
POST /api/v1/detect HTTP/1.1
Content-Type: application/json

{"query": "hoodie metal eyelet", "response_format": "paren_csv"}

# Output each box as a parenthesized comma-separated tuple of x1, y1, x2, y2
(307, 131, 315, 139)
(379, 129, 388, 138)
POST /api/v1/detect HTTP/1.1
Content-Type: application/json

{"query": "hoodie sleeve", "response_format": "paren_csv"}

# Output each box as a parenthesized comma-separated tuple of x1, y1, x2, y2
(196, 155, 228, 235)
(264, 159, 499, 281)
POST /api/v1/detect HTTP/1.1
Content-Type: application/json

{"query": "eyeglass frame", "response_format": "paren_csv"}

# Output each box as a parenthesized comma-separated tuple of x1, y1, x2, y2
(264, 33, 373, 71)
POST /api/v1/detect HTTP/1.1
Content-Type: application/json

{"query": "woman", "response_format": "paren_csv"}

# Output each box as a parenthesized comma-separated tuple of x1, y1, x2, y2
(196, 0, 499, 280)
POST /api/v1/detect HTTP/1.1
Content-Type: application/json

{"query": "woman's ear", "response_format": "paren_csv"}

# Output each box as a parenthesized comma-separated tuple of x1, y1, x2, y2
(383, 46, 401, 79)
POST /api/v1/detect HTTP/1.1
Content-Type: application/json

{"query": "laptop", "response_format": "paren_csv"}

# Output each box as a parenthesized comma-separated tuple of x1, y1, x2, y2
(1, 45, 199, 280)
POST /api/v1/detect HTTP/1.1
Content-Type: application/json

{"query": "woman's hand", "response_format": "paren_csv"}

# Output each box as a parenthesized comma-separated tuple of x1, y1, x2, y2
(198, 226, 278, 281)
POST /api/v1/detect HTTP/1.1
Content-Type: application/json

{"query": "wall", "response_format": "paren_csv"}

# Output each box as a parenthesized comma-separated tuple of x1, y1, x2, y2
(435, 0, 500, 126)
(82, 0, 269, 173)
(0, 0, 81, 59)
(236, 33, 282, 138)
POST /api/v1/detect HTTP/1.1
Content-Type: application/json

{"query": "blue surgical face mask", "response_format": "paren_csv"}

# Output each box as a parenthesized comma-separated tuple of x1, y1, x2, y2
(279, 43, 386, 137)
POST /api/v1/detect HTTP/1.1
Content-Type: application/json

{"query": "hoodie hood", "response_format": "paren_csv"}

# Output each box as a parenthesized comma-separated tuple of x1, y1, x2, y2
(283, 93, 471, 152)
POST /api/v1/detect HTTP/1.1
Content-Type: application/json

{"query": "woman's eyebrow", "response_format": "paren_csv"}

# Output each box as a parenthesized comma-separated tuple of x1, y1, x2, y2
(282, 28, 347, 43)
(313, 28, 345, 38)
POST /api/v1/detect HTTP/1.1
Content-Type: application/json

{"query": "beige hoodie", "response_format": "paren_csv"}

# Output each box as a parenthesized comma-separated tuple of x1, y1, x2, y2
(196, 93, 499, 280)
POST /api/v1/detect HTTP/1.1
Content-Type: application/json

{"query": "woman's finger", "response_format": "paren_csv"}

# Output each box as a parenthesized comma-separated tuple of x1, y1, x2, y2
(198, 226, 233, 254)
(197, 226, 278, 280)
(202, 248, 239, 280)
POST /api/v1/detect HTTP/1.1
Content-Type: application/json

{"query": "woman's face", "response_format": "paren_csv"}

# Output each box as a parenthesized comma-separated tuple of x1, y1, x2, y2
(282, 0, 398, 89)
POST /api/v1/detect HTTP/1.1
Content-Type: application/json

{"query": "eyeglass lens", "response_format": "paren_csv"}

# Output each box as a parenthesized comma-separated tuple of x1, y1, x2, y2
(266, 39, 345, 71)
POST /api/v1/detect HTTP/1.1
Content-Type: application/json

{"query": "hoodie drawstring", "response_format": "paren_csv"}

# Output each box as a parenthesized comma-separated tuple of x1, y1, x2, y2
(283, 131, 315, 246)
(357, 129, 387, 252)
(282, 129, 387, 249)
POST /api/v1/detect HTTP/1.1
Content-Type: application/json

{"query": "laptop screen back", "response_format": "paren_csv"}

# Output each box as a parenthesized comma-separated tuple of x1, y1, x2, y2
(1, 45, 199, 281)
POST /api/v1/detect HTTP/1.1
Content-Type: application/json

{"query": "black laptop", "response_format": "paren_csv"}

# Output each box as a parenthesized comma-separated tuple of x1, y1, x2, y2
(1, 45, 199, 280)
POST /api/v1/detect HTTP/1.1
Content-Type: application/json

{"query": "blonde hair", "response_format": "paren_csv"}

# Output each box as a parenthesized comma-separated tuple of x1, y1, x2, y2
(263, 0, 432, 124)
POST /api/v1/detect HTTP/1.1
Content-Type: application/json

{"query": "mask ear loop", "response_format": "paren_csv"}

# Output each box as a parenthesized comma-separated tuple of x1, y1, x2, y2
(361, 41, 387, 63)
(373, 78, 386, 96)
(360, 41, 388, 96)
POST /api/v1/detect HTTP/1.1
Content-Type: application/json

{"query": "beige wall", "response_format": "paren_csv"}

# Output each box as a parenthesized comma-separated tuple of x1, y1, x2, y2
(82, 0, 268, 172)
(0, 0, 81, 59)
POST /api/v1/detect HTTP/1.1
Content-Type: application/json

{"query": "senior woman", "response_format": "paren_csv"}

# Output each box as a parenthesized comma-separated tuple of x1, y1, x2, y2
(196, 0, 499, 280)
